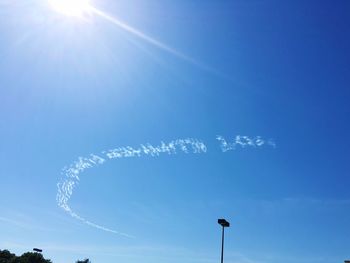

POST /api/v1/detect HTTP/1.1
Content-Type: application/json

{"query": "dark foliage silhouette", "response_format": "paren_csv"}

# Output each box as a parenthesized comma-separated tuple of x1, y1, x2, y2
(0, 250, 51, 263)
(0, 250, 16, 263)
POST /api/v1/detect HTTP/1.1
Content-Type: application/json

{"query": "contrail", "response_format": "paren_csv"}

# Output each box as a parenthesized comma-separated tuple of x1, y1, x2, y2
(87, 6, 225, 76)
(216, 135, 276, 152)
(57, 138, 207, 237)
(56, 136, 275, 236)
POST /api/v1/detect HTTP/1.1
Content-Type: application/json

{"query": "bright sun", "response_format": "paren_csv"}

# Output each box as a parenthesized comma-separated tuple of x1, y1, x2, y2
(49, 0, 92, 17)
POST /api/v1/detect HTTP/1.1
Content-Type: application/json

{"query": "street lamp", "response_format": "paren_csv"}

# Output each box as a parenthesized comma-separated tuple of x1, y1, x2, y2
(218, 219, 230, 263)
(33, 248, 42, 253)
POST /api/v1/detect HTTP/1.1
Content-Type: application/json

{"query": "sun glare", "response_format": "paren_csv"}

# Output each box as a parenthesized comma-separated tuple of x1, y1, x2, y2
(49, 0, 92, 17)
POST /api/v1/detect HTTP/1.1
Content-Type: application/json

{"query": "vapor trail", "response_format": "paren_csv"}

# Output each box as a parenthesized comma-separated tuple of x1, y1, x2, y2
(56, 136, 274, 236)
(57, 138, 207, 237)
(88, 6, 223, 75)
(216, 135, 276, 152)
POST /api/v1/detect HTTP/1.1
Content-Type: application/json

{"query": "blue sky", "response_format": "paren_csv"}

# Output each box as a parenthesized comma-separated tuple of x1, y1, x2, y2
(1, 0, 350, 262)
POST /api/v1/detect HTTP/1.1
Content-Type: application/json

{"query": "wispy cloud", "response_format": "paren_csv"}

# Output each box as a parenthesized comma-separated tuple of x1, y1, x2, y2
(57, 138, 207, 236)
(57, 136, 275, 236)
(216, 135, 276, 152)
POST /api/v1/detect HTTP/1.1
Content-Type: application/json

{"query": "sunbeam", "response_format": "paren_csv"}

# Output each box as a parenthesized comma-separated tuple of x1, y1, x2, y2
(48, 1, 223, 76)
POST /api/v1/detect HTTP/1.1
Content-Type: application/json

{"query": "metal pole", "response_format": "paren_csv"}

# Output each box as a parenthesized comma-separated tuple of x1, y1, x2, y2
(221, 225, 225, 263)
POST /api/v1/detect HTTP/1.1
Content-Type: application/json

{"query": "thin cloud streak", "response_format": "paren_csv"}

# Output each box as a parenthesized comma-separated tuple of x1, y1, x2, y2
(56, 136, 274, 236)
(57, 138, 207, 237)
(216, 135, 276, 152)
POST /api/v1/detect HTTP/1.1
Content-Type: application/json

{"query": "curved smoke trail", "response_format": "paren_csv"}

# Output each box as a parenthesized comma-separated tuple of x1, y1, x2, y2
(57, 138, 207, 237)
(56, 136, 275, 236)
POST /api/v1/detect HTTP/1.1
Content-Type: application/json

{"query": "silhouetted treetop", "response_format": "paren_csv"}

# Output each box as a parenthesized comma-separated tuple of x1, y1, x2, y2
(0, 250, 51, 263)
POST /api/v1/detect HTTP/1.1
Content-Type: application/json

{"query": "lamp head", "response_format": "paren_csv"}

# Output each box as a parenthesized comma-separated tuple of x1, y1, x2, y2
(218, 218, 230, 227)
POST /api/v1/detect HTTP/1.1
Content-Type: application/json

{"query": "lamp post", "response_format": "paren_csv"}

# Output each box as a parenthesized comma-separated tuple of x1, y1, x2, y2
(33, 248, 42, 253)
(218, 219, 230, 263)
